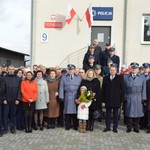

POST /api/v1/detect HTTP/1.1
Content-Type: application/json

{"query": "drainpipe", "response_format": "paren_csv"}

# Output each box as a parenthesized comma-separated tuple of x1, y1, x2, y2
(30, 0, 35, 71)
(122, 0, 128, 65)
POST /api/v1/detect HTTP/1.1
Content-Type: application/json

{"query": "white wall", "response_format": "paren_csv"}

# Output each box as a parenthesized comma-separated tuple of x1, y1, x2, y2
(126, 0, 150, 66)
(31, 0, 124, 68)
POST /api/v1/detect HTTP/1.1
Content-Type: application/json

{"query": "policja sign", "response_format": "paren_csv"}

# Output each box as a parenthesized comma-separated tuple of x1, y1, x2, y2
(92, 7, 113, 20)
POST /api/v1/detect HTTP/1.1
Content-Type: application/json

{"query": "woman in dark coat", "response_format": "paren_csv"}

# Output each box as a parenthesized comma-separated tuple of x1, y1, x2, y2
(102, 65, 125, 133)
(78, 69, 101, 131)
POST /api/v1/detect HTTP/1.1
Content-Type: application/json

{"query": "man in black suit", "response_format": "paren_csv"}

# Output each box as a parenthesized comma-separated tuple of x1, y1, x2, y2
(102, 64, 125, 133)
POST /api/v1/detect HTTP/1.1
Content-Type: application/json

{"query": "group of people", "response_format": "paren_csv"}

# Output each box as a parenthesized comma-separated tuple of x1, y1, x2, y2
(0, 40, 149, 138)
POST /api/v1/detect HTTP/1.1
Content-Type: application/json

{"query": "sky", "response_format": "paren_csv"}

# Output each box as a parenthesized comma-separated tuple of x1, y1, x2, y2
(0, 0, 31, 54)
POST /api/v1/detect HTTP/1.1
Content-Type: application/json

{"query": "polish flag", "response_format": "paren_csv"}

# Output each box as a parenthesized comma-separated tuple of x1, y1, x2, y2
(66, 4, 76, 24)
(85, 6, 93, 28)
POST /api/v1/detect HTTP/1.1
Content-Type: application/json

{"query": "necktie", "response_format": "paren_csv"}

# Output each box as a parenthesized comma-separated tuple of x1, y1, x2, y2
(70, 75, 73, 80)
(132, 74, 136, 79)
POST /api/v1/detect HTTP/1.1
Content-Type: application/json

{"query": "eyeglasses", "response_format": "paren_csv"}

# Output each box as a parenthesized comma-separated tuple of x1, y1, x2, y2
(79, 72, 84, 73)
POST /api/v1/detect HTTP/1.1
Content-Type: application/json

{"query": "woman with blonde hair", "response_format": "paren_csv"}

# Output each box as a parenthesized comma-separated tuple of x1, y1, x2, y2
(78, 69, 101, 131)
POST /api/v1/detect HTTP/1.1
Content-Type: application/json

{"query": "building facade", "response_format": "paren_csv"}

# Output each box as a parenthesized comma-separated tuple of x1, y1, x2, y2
(31, 0, 150, 68)
(0, 47, 29, 67)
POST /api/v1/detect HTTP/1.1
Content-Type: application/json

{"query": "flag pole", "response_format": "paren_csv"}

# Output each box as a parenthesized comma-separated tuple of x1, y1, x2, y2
(81, 3, 92, 21)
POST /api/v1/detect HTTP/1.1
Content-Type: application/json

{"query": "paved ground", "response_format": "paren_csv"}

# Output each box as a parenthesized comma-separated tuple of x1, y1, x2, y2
(0, 120, 150, 150)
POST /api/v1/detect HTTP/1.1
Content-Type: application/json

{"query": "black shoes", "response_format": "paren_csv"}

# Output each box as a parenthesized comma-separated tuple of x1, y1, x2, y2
(133, 129, 140, 133)
(103, 128, 118, 133)
(146, 129, 150, 133)
(3, 130, 8, 134)
(103, 128, 111, 132)
(65, 127, 71, 130)
(126, 129, 131, 133)
(28, 126, 32, 133)
(51, 124, 55, 129)
(113, 129, 118, 133)
(34, 124, 38, 130)
(10, 129, 16, 134)
(0, 131, 3, 137)
(47, 123, 51, 129)
(40, 125, 43, 131)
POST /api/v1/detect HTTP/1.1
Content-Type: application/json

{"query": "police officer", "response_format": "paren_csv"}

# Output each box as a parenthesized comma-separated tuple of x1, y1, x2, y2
(59, 64, 81, 130)
(94, 64, 103, 122)
(83, 55, 96, 72)
(139, 63, 150, 129)
(83, 45, 99, 68)
(124, 62, 146, 133)
(143, 63, 150, 80)
(101, 43, 111, 67)
(108, 47, 120, 71)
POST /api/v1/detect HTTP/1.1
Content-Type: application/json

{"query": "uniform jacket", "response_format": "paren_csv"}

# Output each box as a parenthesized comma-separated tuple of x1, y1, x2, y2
(87, 45, 102, 65)
(109, 54, 120, 71)
(124, 73, 146, 117)
(21, 80, 38, 103)
(83, 63, 95, 72)
(83, 52, 99, 68)
(102, 74, 125, 108)
(146, 79, 150, 110)
(101, 49, 110, 67)
(143, 73, 150, 81)
(4, 74, 21, 102)
(35, 78, 49, 110)
(59, 74, 81, 114)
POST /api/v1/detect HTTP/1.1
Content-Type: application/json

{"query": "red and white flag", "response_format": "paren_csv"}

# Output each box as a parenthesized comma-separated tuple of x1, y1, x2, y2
(85, 6, 93, 28)
(66, 4, 76, 24)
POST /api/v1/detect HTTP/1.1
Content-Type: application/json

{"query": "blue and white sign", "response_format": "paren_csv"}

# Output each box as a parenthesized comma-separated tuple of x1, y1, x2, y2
(92, 7, 113, 20)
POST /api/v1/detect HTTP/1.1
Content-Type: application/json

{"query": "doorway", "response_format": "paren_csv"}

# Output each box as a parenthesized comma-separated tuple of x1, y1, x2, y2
(91, 26, 111, 50)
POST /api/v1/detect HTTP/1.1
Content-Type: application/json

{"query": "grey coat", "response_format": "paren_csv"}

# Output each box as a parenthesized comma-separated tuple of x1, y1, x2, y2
(59, 74, 81, 114)
(124, 73, 146, 118)
(35, 78, 49, 110)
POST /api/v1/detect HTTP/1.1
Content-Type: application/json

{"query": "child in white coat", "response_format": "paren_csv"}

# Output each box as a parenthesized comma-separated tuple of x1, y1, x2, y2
(76, 86, 92, 133)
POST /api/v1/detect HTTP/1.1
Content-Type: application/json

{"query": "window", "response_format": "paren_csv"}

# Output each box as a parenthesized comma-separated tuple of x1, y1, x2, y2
(141, 14, 150, 44)
(6, 60, 11, 66)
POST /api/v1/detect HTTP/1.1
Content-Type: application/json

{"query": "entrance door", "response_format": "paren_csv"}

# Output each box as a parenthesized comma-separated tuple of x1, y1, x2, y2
(91, 26, 111, 50)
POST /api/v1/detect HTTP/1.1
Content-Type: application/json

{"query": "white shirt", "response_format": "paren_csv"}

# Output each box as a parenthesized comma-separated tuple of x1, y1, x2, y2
(110, 75, 115, 80)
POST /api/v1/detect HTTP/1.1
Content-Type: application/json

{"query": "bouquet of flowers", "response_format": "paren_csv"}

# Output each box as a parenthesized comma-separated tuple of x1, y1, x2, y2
(75, 90, 96, 104)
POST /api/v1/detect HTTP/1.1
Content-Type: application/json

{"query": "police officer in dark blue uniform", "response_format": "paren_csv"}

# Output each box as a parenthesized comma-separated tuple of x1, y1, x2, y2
(83, 45, 99, 68)
(101, 43, 111, 67)
(108, 47, 120, 72)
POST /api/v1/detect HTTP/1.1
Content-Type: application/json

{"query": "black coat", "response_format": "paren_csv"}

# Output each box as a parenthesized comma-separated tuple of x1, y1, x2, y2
(83, 63, 95, 72)
(102, 74, 125, 108)
(87, 45, 102, 65)
(4, 74, 22, 102)
(109, 55, 120, 71)
(78, 78, 101, 110)
(83, 52, 99, 68)
(101, 49, 110, 67)
(0, 77, 5, 104)
(146, 79, 150, 110)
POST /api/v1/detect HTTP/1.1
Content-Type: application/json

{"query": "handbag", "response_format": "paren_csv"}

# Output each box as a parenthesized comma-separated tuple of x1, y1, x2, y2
(93, 110, 101, 119)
